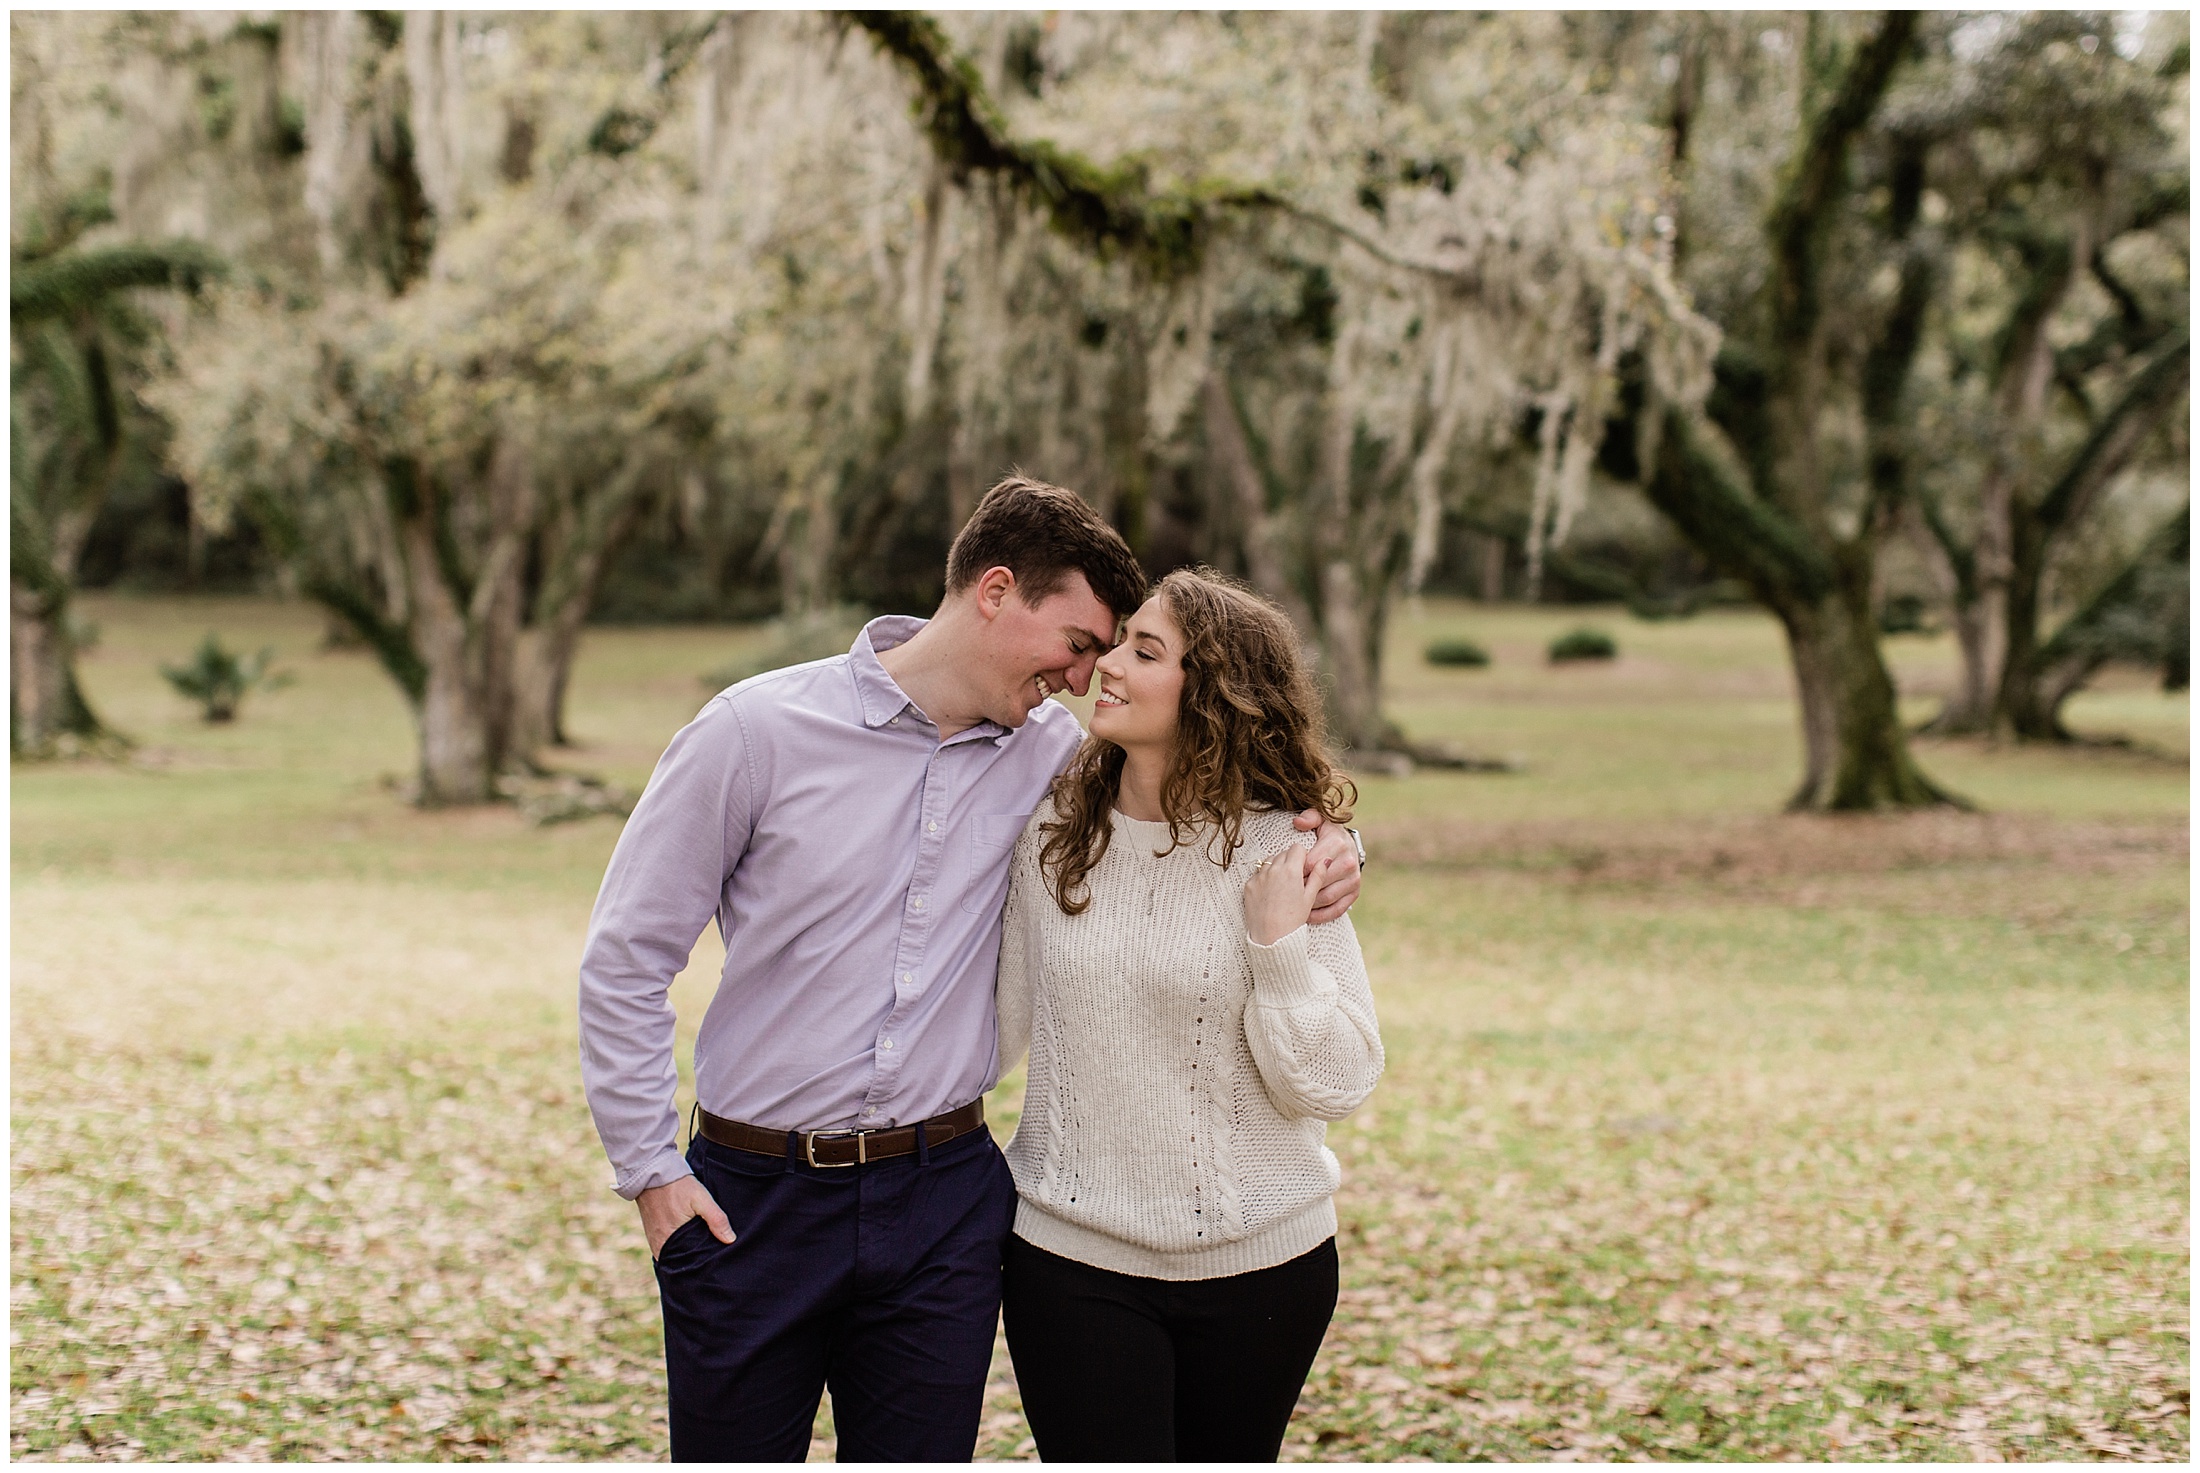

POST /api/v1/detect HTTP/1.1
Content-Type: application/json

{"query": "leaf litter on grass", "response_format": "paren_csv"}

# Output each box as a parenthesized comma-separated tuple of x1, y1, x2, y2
(14, 838, 2189, 1463)
(11, 1038, 671, 1462)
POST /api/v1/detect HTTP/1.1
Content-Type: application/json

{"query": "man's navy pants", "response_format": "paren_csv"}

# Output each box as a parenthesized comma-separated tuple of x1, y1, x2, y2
(650, 1121, 1017, 1461)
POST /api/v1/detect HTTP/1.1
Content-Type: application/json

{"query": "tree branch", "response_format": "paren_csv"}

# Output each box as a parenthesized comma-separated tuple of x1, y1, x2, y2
(845, 10, 1483, 288)
(1858, 136, 1935, 533)
(2036, 503, 2188, 706)
(845, 10, 1272, 277)
(1643, 404, 1835, 604)
(2036, 332, 2190, 533)
(1764, 11, 1916, 351)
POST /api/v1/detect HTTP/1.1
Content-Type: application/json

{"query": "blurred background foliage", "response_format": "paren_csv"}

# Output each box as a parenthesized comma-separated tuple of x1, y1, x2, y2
(10, 10, 2188, 802)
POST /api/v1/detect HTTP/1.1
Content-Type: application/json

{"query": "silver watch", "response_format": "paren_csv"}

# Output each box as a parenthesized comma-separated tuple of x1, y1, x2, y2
(1346, 826, 1367, 870)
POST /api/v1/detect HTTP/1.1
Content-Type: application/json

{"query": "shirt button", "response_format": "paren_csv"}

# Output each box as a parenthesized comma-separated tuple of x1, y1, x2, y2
(864, 1106, 877, 1116)
(927, 821, 937, 833)
(902, 973, 913, 984)
(880, 1038, 894, 1050)
(912, 898, 924, 911)
(889, 716, 900, 726)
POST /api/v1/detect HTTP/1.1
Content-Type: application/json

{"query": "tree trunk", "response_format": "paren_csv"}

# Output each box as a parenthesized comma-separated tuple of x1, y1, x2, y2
(387, 448, 536, 806)
(401, 514, 500, 804)
(9, 580, 100, 751)
(1915, 496, 1994, 734)
(1475, 533, 1507, 602)
(509, 462, 653, 760)
(509, 623, 573, 759)
(1993, 499, 2057, 740)
(1941, 598, 1994, 731)
(1201, 371, 1316, 635)
(1316, 559, 1393, 754)
(10, 468, 115, 753)
(1776, 569, 1954, 810)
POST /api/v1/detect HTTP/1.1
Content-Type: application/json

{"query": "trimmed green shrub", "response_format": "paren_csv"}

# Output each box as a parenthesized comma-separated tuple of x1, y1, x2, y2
(1425, 638, 1492, 668)
(1548, 627, 1618, 663)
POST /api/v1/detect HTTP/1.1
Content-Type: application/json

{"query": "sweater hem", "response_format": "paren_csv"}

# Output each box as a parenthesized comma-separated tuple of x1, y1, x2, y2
(1012, 1195, 1338, 1282)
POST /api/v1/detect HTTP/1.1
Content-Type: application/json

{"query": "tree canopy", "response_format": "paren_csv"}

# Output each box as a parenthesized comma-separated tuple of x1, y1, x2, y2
(12, 10, 2188, 804)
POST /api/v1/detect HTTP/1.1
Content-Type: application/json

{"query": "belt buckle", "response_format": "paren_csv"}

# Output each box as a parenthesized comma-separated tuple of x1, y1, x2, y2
(803, 1128, 868, 1169)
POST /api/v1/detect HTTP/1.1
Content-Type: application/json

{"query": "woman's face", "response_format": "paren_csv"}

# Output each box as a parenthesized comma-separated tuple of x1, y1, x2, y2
(1089, 594, 1187, 753)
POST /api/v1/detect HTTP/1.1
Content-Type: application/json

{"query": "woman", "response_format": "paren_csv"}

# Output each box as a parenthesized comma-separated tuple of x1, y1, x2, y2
(995, 567, 1385, 1462)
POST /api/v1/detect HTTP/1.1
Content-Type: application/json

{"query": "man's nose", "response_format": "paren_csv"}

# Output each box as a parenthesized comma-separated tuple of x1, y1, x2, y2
(1067, 652, 1101, 696)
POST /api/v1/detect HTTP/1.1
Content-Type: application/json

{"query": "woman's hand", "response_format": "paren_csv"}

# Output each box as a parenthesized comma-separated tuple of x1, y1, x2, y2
(1243, 842, 1335, 946)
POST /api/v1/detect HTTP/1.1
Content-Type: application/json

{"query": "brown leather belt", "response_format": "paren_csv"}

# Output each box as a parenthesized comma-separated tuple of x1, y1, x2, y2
(698, 1099, 987, 1168)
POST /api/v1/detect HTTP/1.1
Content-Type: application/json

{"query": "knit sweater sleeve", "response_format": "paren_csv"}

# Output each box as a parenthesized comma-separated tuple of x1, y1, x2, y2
(994, 830, 1038, 1078)
(1241, 908, 1385, 1123)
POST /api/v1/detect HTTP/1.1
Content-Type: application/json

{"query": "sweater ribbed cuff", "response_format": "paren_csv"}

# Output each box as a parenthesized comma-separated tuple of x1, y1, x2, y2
(1245, 924, 1335, 1010)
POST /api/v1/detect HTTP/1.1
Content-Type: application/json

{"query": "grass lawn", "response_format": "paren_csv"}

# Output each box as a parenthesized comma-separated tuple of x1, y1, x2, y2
(11, 593, 2187, 1461)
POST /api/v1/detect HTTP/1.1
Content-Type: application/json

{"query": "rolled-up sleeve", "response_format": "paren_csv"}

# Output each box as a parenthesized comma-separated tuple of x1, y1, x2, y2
(578, 697, 753, 1199)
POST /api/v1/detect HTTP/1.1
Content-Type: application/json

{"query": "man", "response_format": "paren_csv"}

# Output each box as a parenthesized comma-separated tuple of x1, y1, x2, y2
(579, 476, 1361, 1461)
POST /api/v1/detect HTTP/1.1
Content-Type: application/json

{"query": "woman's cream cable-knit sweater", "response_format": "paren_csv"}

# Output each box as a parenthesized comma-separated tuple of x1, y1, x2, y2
(995, 802, 1384, 1281)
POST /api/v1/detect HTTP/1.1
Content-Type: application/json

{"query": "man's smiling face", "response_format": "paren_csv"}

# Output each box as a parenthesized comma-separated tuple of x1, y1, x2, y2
(976, 569, 1120, 729)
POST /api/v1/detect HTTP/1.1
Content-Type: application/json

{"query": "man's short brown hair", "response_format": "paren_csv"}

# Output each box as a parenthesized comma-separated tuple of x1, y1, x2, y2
(945, 474, 1149, 619)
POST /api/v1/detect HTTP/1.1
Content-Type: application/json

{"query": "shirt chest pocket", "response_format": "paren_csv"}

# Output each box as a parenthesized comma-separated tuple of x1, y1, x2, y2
(959, 812, 1032, 915)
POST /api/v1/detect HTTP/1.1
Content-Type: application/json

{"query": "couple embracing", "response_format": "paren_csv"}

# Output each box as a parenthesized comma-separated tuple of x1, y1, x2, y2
(579, 476, 1384, 1462)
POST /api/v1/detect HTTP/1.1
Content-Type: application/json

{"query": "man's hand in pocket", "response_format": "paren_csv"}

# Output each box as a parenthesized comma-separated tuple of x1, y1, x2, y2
(637, 1175, 736, 1259)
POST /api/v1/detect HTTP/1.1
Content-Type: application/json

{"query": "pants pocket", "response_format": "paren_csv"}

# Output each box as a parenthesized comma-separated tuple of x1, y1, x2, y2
(652, 1214, 729, 1273)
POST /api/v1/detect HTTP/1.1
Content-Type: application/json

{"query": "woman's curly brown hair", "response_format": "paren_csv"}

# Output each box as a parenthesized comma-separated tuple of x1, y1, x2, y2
(1038, 567, 1355, 914)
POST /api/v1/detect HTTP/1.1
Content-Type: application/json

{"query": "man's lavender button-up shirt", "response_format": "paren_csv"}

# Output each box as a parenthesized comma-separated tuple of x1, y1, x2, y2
(578, 616, 1084, 1200)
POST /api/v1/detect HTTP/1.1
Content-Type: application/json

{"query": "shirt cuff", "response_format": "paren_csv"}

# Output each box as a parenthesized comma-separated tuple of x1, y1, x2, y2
(1245, 924, 1336, 1010)
(612, 1145, 694, 1201)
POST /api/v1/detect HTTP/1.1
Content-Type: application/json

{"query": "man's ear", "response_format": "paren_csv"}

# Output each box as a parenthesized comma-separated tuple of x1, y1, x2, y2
(972, 565, 1018, 623)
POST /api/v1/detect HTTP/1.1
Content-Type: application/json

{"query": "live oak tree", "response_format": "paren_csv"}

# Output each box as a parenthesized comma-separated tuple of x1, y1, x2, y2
(1901, 13, 2190, 739)
(1633, 12, 1965, 810)
(154, 15, 759, 802)
(1636, 11, 2188, 786)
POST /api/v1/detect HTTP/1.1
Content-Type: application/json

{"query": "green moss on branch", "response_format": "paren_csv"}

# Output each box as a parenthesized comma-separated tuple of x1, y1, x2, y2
(844, 10, 1277, 278)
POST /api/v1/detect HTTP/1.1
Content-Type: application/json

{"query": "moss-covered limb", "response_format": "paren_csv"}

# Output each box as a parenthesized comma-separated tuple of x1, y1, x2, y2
(1642, 404, 1834, 606)
(850, 12, 1488, 287)
(2034, 332, 2190, 532)
(845, 10, 1279, 278)
(2035, 504, 2187, 679)
(9, 240, 224, 320)
(1858, 192, 1937, 532)
(303, 572, 429, 707)
(1763, 11, 1916, 352)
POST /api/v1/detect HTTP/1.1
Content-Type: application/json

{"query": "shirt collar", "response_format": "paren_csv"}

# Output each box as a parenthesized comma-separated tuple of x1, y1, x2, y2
(849, 615, 1010, 742)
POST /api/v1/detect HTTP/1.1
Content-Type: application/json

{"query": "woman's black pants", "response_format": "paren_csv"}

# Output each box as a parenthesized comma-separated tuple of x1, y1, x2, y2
(1002, 1234, 1338, 1462)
